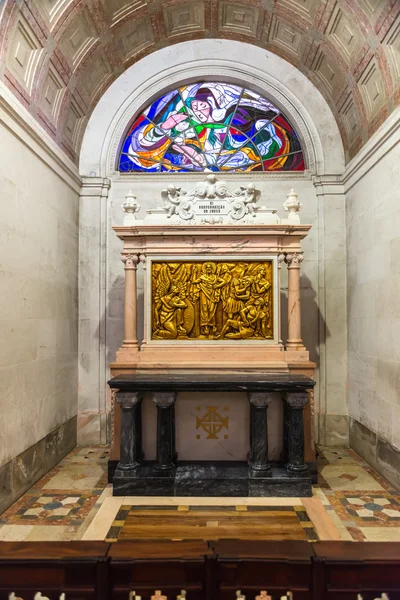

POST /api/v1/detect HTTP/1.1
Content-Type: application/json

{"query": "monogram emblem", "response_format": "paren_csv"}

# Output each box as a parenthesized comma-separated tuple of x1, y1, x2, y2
(196, 406, 229, 439)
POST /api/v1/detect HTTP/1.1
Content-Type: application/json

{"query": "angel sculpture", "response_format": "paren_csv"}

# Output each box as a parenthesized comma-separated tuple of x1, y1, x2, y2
(240, 182, 260, 216)
(161, 184, 184, 218)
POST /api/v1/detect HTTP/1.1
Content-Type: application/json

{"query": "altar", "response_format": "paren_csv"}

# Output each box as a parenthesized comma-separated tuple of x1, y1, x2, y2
(108, 176, 316, 496)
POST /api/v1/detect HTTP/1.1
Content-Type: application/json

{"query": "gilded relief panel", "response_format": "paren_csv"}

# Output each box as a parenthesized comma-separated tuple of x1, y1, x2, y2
(151, 260, 274, 341)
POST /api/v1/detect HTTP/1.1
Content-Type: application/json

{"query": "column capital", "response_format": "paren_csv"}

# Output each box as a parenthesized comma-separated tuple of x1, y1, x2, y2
(139, 253, 147, 268)
(285, 252, 304, 268)
(284, 391, 308, 409)
(122, 253, 139, 270)
(153, 391, 177, 408)
(248, 392, 274, 407)
(116, 391, 141, 408)
(277, 253, 286, 268)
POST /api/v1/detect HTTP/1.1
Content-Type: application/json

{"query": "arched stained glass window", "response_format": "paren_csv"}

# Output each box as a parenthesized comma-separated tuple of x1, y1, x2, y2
(118, 82, 305, 173)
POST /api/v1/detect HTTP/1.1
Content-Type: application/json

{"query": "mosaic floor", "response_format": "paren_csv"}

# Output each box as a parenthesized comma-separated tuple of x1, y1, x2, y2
(0, 446, 399, 542)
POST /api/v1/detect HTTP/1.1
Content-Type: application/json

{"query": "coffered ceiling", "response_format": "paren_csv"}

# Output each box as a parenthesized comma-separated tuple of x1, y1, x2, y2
(0, 0, 398, 164)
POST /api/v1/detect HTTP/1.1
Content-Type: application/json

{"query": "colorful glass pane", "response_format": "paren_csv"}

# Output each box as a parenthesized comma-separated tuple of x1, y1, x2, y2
(118, 82, 305, 173)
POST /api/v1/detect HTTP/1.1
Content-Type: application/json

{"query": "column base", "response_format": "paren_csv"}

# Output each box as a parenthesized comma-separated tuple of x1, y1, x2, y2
(286, 463, 309, 474)
(248, 462, 272, 474)
(286, 341, 306, 351)
(114, 463, 140, 479)
(154, 463, 175, 473)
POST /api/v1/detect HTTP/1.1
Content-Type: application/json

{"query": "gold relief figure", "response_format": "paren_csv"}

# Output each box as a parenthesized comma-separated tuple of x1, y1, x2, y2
(153, 285, 188, 339)
(218, 263, 233, 313)
(216, 297, 267, 339)
(250, 264, 271, 300)
(191, 262, 227, 336)
(151, 260, 274, 341)
(224, 264, 251, 318)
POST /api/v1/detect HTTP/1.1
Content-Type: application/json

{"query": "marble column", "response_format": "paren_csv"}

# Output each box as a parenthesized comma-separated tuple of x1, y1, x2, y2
(153, 392, 177, 471)
(285, 252, 305, 350)
(122, 253, 139, 348)
(248, 392, 273, 473)
(139, 253, 147, 347)
(116, 391, 142, 471)
(136, 396, 145, 461)
(278, 253, 285, 349)
(284, 392, 308, 473)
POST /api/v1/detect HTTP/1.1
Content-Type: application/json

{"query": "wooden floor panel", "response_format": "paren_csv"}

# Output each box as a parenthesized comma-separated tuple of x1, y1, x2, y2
(114, 506, 317, 542)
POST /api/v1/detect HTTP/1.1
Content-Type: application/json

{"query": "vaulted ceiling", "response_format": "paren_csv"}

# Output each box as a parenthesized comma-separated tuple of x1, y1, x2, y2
(0, 0, 398, 165)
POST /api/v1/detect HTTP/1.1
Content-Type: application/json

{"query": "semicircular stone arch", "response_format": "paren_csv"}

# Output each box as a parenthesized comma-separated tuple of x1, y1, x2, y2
(80, 40, 344, 177)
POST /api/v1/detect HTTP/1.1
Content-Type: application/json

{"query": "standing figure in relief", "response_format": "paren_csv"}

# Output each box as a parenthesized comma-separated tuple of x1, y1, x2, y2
(153, 285, 188, 339)
(224, 264, 252, 318)
(250, 264, 271, 301)
(192, 262, 226, 336)
(218, 263, 234, 313)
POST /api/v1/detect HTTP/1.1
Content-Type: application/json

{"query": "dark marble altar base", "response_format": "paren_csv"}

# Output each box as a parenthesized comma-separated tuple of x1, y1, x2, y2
(108, 458, 318, 485)
(113, 461, 312, 497)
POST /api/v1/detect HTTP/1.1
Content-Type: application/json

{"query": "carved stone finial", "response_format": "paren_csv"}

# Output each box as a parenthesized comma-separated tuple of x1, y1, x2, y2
(283, 188, 302, 223)
(122, 190, 141, 224)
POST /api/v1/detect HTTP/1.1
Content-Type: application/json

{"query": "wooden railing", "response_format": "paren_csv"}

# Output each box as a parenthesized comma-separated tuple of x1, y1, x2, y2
(0, 540, 399, 600)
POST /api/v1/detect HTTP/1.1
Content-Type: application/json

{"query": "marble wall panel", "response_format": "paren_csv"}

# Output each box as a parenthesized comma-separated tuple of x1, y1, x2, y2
(0, 121, 79, 469)
(140, 392, 283, 461)
(346, 122, 400, 455)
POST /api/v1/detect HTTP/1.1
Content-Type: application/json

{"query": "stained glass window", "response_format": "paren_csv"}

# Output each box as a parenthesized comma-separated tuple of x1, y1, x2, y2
(118, 83, 305, 173)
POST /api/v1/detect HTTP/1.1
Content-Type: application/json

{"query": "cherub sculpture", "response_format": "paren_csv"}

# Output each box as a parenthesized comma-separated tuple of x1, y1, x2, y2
(241, 182, 260, 216)
(161, 184, 183, 218)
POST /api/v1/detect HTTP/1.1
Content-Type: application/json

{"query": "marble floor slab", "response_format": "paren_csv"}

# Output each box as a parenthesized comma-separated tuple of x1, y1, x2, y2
(0, 445, 399, 543)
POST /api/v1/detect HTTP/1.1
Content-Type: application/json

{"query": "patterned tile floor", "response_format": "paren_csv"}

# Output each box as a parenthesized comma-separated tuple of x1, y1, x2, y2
(0, 446, 399, 542)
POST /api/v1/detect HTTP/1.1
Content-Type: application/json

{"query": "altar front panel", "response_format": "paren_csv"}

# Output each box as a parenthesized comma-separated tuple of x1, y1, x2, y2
(140, 392, 283, 461)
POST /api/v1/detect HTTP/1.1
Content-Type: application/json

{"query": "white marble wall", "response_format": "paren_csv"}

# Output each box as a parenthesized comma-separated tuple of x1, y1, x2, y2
(346, 109, 400, 451)
(0, 96, 80, 469)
